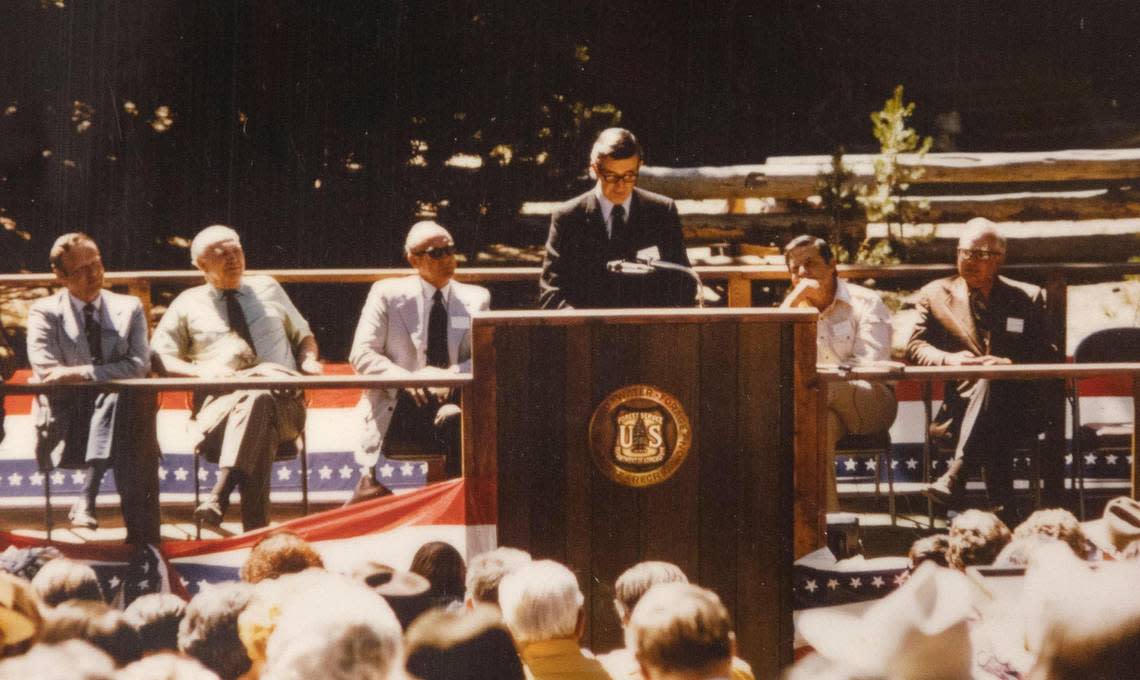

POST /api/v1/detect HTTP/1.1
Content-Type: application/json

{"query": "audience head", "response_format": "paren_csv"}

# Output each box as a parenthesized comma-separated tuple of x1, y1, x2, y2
(261, 576, 403, 680)
(464, 547, 531, 608)
(0, 639, 116, 679)
(355, 562, 433, 631)
(117, 652, 221, 680)
(30, 557, 104, 608)
(240, 531, 324, 584)
(41, 599, 141, 666)
(782, 234, 838, 309)
(409, 541, 467, 608)
(0, 572, 44, 657)
(190, 225, 245, 290)
(947, 509, 1011, 570)
(404, 221, 457, 289)
(628, 583, 735, 680)
(404, 604, 525, 680)
(1013, 508, 1087, 559)
(993, 534, 1064, 569)
(123, 592, 186, 655)
(498, 560, 584, 646)
(908, 534, 951, 572)
(178, 582, 254, 679)
(613, 561, 689, 626)
(589, 128, 642, 205)
(49, 233, 104, 304)
(1027, 561, 1140, 680)
(956, 217, 1006, 292)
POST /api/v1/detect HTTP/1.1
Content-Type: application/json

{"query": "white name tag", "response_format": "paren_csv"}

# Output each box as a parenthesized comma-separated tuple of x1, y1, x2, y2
(1006, 317, 1024, 333)
(637, 245, 661, 261)
(452, 316, 471, 329)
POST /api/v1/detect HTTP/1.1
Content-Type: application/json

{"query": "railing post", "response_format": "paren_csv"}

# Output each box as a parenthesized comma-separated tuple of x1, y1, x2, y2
(727, 277, 752, 308)
(126, 281, 154, 331)
(1043, 271, 1068, 505)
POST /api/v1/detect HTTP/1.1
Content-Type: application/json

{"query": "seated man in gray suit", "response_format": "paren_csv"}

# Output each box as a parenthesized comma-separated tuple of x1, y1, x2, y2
(27, 233, 158, 540)
(152, 225, 324, 531)
(351, 221, 490, 485)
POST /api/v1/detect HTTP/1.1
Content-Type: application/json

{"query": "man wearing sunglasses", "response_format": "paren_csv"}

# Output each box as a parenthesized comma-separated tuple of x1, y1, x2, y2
(907, 218, 1059, 518)
(350, 221, 490, 488)
(539, 127, 692, 309)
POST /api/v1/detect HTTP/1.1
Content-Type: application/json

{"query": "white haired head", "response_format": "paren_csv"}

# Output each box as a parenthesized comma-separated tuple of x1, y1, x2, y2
(190, 225, 241, 264)
(498, 560, 583, 645)
(404, 221, 453, 256)
(261, 577, 403, 680)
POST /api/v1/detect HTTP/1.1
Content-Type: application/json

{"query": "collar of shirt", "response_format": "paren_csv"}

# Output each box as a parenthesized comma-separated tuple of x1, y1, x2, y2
(67, 290, 103, 319)
(593, 184, 633, 226)
(820, 278, 853, 318)
(206, 282, 249, 301)
(419, 278, 452, 305)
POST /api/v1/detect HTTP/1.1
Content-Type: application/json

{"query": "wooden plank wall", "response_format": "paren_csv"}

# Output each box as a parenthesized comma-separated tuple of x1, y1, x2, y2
(471, 310, 813, 676)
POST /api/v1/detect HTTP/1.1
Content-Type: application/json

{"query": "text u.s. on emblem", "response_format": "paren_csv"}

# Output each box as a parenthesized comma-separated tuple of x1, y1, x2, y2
(588, 385, 692, 488)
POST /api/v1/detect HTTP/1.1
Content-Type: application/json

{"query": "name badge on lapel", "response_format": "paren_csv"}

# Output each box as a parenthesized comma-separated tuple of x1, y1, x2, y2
(1006, 317, 1024, 334)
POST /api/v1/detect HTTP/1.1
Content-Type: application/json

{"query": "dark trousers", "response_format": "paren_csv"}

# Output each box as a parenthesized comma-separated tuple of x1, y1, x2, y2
(383, 390, 461, 478)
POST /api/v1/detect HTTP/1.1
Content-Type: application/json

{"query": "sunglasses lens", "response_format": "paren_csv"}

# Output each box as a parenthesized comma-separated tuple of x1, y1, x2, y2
(426, 246, 454, 259)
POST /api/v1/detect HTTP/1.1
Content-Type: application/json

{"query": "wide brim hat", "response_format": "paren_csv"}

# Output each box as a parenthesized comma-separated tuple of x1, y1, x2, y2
(796, 562, 977, 680)
(1082, 496, 1140, 555)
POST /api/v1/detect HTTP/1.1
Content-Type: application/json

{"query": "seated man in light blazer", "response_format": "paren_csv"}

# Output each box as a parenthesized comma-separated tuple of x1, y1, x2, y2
(27, 233, 158, 541)
(351, 221, 490, 487)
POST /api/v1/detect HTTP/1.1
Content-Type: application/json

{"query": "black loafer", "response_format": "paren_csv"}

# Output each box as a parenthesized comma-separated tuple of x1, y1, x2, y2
(193, 496, 226, 526)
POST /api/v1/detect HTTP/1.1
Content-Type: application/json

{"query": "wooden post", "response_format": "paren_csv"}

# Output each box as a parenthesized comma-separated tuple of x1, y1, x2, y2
(1043, 272, 1068, 505)
(126, 281, 154, 330)
(727, 277, 752, 308)
(793, 319, 825, 557)
(1132, 376, 1140, 501)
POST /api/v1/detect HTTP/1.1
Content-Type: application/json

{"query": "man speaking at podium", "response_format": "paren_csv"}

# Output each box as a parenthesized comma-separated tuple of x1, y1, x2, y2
(539, 128, 695, 309)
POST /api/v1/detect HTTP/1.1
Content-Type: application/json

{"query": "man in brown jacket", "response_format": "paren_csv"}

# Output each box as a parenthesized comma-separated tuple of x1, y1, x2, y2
(906, 218, 1059, 515)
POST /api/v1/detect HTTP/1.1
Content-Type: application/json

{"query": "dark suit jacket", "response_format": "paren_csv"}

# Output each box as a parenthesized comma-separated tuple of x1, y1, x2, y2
(906, 274, 1060, 439)
(539, 187, 692, 309)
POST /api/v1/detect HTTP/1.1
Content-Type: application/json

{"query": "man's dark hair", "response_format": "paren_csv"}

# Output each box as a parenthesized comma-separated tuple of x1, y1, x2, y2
(590, 128, 643, 165)
(405, 605, 525, 680)
(123, 592, 187, 655)
(782, 234, 833, 265)
(177, 582, 254, 679)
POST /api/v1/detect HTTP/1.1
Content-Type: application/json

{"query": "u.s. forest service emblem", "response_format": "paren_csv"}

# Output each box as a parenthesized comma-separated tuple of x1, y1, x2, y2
(588, 385, 692, 488)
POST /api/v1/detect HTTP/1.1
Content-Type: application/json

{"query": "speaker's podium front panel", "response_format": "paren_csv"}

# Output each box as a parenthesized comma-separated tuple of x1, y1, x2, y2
(463, 308, 821, 676)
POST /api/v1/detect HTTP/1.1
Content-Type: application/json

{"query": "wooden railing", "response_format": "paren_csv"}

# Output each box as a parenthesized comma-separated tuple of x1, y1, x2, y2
(2, 261, 1138, 320)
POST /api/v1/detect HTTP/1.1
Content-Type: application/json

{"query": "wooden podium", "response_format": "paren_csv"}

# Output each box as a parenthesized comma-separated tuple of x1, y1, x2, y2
(462, 308, 822, 676)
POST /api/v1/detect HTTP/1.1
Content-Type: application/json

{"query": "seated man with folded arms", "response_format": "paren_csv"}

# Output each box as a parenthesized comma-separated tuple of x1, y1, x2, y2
(151, 225, 323, 531)
(350, 221, 490, 486)
(780, 235, 898, 511)
(27, 233, 159, 540)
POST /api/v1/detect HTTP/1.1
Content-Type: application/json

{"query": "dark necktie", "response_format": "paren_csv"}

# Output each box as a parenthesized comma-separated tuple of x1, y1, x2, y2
(610, 204, 625, 240)
(83, 303, 103, 365)
(222, 289, 256, 353)
(427, 289, 449, 368)
(968, 288, 992, 353)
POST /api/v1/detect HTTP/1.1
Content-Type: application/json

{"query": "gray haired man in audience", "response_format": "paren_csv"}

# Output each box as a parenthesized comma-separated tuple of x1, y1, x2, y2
(781, 234, 898, 511)
(152, 225, 324, 531)
(628, 583, 740, 680)
(499, 559, 611, 679)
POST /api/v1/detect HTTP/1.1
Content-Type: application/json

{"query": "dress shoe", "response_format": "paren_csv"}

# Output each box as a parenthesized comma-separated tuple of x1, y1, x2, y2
(922, 475, 963, 508)
(68, 503, 98, 530)
(193, 495, 227, 526)
(343, 474, 393, 507)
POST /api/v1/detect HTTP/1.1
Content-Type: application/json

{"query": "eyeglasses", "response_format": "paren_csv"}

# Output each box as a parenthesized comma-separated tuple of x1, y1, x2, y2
(957, 248, 1003, 261)
(413, 245, 456, 260)
(597, 171, 639, 185)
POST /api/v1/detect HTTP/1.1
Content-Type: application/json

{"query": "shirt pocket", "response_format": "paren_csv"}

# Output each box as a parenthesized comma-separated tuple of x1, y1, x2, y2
(828, 319, 857, 360)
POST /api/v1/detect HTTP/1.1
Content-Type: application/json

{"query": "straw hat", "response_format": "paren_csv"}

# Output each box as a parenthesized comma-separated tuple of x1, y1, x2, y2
(796, 562, 977, 680)
(1082, 496, 1140, 556)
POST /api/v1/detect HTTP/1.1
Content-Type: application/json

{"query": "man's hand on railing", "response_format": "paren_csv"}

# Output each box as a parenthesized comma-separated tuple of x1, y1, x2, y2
(943, 350, 1012, 367)
(299, 357, 324, 375)
(39, 366, 92, 384)
(406, 365, 456, 407)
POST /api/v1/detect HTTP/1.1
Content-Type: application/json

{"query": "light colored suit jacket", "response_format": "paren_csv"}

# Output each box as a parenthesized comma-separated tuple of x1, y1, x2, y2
(350, 275, 490, 466)
(27, 289, 150, 469)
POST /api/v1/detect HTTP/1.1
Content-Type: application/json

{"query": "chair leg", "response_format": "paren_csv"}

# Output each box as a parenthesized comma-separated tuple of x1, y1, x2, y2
(1072, 392, 1087, 520)
(923, 382, 934, 528)
(194, 452, 201, 541)
(43, 469, 52, 541)
(299, 445, 309, 516)
(885, 450, 896, 527)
